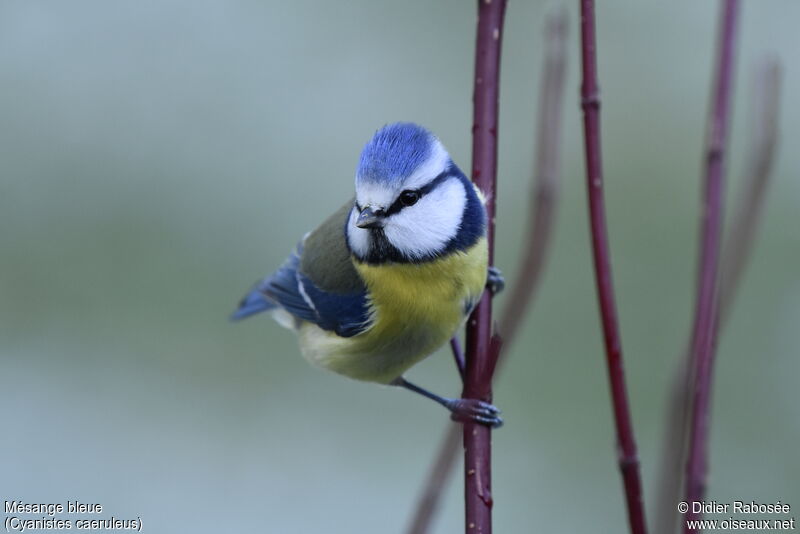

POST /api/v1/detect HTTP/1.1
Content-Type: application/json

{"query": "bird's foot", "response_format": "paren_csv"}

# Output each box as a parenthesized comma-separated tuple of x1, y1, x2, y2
(445, 398, 504, 428)
(391, 376, 503, 429)
(486, 266, 505, 295)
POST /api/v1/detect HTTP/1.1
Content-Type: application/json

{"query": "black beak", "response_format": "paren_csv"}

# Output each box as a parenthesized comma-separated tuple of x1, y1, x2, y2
(356, 206, 385, 229)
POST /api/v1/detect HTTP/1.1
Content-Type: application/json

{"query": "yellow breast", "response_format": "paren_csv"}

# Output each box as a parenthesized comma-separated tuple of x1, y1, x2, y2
(297, 238, 488, 383)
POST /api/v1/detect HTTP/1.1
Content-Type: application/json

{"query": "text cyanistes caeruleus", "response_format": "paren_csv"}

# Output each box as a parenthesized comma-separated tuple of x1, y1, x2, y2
(233, 123, 503, 427)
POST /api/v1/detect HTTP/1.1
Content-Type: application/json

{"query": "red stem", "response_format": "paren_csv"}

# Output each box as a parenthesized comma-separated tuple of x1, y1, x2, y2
(463, 0, 507, 533)
(406, 11, 568, 533)
(579, 1, 648, 533)
(718, 56, 780, 326)
(683, 1, 739, 528)
(656, 55, 779, 534)
(406, 423, 462, 534)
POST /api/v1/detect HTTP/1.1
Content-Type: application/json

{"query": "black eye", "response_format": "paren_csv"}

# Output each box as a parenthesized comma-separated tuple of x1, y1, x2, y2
(399, 190, 419, 206)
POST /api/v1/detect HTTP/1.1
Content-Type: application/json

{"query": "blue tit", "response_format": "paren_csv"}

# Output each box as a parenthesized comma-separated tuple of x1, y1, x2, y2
(233, 123, 503, 427)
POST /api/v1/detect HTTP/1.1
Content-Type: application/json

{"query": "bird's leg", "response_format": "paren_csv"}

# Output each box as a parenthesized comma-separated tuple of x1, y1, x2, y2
(486, 266, 505, 295)
(390, 376, 503, 428)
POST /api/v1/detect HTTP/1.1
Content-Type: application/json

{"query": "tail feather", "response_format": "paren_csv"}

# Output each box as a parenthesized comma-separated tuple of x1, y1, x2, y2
(230, 284, 277, 321)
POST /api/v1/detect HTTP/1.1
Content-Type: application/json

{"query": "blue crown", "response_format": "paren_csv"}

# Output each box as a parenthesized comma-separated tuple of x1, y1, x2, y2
(356, 123, 434, 185)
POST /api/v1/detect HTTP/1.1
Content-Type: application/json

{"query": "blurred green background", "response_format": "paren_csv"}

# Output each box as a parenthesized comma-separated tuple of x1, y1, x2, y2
(1, 1, 798, 532)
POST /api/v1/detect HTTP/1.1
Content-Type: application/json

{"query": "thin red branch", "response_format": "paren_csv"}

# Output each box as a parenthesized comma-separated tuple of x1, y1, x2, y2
(718, 57, 781, 325)
(462, 0, 507, 532)
(656, 55, 780, 534)
(406, 423, 462, 534)
(405, 10, 567, 533)
(683, 1, 741, 525)
(579, 1, 648, 533)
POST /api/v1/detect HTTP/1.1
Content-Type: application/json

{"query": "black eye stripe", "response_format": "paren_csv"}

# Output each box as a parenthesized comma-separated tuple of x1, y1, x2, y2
(384, 171, 451, 216)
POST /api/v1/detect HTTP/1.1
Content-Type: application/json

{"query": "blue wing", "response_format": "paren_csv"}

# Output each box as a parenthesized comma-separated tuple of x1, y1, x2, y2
(231, 246, 372, 338)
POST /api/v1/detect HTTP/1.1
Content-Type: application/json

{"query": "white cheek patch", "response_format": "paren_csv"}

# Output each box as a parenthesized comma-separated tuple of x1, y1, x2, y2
(345, 206, 370, 257)
(383, 177, 466, 259)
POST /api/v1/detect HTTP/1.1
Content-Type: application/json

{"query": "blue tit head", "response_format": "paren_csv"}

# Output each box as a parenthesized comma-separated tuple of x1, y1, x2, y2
(346, 123, 485, 264)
